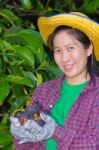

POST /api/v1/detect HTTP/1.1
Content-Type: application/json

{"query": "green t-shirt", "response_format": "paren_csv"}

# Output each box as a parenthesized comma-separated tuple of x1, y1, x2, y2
(46, 79, 88, 150)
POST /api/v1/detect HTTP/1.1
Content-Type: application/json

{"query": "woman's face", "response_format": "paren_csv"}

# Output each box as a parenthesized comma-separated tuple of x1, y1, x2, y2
(53, 30, 93, 84)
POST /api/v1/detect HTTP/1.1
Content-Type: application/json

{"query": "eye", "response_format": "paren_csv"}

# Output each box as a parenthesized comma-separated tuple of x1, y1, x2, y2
(68, 46, 74, 50)
(54, 48, 61, 53)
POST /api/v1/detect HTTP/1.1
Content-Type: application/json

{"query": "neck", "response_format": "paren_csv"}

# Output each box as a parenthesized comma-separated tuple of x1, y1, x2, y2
(65, 73, 90, 85)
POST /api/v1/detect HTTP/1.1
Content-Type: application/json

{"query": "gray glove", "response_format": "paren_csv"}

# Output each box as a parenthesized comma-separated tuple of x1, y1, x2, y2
(29, 112, 56, 142)
(10, 116, 41, 141)
(10, 113, 56, 144)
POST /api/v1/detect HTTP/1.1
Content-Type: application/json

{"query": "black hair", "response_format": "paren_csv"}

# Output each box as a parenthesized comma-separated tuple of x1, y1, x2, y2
(47, 25, 99, 81)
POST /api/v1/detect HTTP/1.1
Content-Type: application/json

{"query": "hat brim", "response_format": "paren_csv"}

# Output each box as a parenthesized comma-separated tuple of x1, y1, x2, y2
(38, 13, 99, 60)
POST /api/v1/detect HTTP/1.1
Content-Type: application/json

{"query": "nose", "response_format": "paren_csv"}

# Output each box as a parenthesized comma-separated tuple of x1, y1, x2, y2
(62, 50, 70, 62)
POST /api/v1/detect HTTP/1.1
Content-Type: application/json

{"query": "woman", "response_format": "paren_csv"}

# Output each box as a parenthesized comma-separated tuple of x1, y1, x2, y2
(10, 12, 99, 150)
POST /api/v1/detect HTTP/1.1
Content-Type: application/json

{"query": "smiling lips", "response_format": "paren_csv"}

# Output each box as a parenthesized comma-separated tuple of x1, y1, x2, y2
(63, 64, 74, 70)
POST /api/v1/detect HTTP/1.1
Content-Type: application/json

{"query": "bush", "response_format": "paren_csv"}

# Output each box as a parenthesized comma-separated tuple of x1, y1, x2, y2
(0, 8, 62, 149)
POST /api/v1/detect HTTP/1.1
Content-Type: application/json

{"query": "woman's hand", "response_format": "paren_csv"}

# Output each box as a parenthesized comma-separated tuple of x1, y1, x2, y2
(10, 113, 56, 144)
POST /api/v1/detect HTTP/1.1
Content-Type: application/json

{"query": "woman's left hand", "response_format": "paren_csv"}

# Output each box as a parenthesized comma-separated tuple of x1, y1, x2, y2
(10, 113, 56, 144)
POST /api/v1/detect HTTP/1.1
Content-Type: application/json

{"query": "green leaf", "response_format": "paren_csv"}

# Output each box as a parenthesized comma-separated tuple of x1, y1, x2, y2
(12, 85, 25, 98)
(0, 57, 4, 77)
(2, 143, 14, 150)
(22, 70, 37, 86)
(0, 130, 13, 145)
(37, 60, 53, 71)
(13, 45, 35, 69)
(0, 40, 14, 51)
(20, 0, 33, 10)
(9, 95, 30, 111)
(0, 22, 5, 33)
(0, 82, 10, 105)
(0, 9, 21, 25)
(25, 29, 43, 43)
(7, 65, 23, 76)
(3, 51, 22, 65)
(0, 123, 9, 131)
(79, 0, 99, 13)
(6, 75, 33, 87)
(35, 72, 43, 85)
(28, 45, 44, 65)
(35, 0, 44, 11)
(24, 29, 45, 63)
(1, 115, 8, 124)
(4, 29, 43, 47)
(37, 60, 63, 77)
(5, 26, 24, 34)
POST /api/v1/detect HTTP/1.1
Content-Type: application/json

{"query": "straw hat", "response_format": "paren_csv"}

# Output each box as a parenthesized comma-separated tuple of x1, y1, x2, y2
(38, 12, 99, 60)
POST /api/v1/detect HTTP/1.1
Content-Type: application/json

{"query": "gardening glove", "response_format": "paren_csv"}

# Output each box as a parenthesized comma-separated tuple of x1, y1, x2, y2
(10, 116, 42, 142)
(19, 112, 56, 144)
(34, 112, 56, 141)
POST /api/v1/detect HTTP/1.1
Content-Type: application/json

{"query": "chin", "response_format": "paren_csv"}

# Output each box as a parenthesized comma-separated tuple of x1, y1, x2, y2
(64, 73, 76, 79)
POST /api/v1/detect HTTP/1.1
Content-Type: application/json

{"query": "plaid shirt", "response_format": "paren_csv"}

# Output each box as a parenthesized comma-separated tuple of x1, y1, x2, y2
(14, 76, 99, 150)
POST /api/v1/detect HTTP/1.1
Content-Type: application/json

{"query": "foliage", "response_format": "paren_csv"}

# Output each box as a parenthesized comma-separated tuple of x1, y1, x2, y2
(0, 0, 99, 27)
(0, 0, 99, 149)
(0, 8, 62, 150)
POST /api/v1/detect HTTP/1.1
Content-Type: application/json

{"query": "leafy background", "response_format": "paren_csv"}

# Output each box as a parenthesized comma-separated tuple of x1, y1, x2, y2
(0, 0, 99, 149)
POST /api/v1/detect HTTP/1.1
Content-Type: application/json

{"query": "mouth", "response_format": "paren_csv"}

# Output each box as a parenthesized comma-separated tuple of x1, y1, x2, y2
(63, 64, 74, 70)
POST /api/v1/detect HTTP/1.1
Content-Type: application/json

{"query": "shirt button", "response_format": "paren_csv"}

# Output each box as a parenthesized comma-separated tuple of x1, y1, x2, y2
(50, 105, 52, 108)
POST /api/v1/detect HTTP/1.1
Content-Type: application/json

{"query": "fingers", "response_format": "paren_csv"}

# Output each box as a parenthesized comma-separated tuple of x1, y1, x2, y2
(40, 113, 52, 122)
(18, 139, 29, 144)
(10, 116, 43, 142)
(24, 119, 41, 129)
(27, 120, 42, 134)
(10, 116, 19, 123)
(40, 113, 55, 124)
(10, 123, 26, 138)
(10, 116, 21, 127)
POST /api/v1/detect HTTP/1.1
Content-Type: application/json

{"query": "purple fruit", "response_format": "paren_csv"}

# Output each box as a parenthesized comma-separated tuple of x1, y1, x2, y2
(25, 102, 42, 115)
(14, 111, 23, 118)
(14, 101, 45, 126)
(14, 111, 31, 125)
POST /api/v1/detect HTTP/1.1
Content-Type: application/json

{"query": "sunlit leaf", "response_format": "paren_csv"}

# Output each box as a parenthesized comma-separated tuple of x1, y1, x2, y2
(0, 40, 14, 51)
(6, 75, 33, 87)
(22, 70, 37, 86)
(0, 82, 10, 105)
(0, 130, 13, 145)
(20, 0, 33, 10)
(35, 72, 43, 85)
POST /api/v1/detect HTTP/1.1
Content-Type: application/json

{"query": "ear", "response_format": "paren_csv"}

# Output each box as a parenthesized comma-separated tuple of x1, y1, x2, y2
(87, 43, 93, 57)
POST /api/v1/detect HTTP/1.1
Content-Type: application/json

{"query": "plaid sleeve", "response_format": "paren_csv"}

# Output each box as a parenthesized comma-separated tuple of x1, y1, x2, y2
(13, 138, 45, 150)
(52, 125, 77, 149)
(71, 96, 99, 149)
(13, 138, 36, 150)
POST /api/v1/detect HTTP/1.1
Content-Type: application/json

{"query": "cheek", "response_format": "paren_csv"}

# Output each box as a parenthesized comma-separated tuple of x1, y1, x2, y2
(74, 49, 88, 61)
(71, 50, 88, 70)
(75, 51, 88, 67)
(54, 54, 61, 64)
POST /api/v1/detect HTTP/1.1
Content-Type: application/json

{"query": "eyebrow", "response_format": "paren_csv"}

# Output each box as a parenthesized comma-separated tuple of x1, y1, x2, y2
(54, 43, 76, 49)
